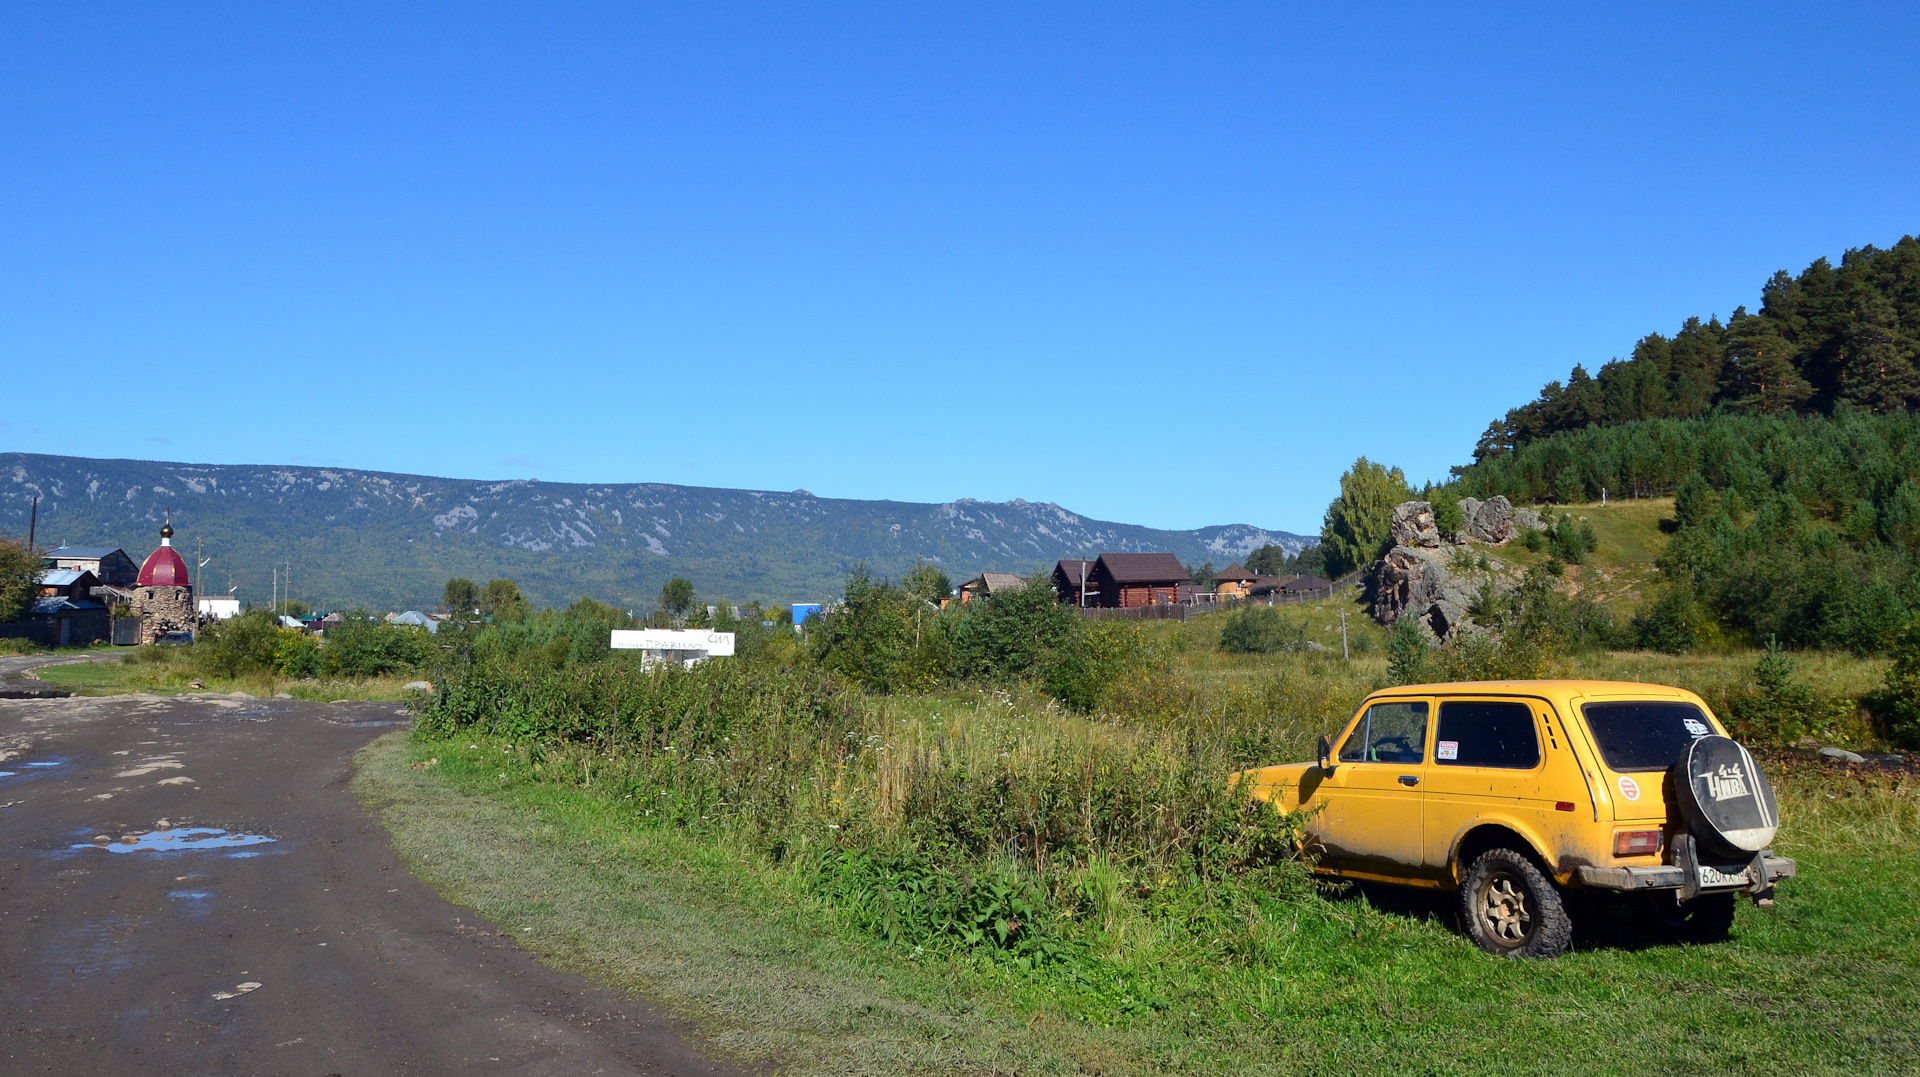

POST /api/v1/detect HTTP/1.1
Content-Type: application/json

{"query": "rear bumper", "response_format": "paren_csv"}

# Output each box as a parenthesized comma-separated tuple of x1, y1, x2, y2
(1576, 854, 1796, 893)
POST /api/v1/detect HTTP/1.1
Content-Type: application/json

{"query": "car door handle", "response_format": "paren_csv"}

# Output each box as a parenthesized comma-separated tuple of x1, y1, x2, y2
(1398, 775, 1419, 786)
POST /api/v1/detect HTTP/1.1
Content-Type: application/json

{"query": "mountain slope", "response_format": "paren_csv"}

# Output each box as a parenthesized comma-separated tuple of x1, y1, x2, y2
(1, 453, 1311, 611)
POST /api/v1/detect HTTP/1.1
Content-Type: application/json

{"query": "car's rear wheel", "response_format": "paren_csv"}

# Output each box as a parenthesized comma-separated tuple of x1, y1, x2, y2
(1459, 848, 1573, 958)
(1638, 891, 1737, 943)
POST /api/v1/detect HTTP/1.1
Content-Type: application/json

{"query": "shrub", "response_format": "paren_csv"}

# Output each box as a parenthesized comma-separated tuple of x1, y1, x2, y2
(1880, 619, 1920, 748)
(195, 609, 280, 676)
(1385, 620, 1427, 684)
(945, 576, 1081, 684)
(810, 567, 947, 693)
(1633, 586, 1706, 654)
(272, 629, 324, 678)
(324, 612, 431, 676)
(1217, 605, 1306, 655)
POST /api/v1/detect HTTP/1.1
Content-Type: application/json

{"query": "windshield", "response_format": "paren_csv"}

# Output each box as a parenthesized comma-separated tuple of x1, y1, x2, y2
(1581, 701, 1716, 772)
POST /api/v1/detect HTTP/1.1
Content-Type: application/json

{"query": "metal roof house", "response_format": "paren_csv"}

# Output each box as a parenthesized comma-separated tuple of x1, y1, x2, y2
(43, 546, 138, 587)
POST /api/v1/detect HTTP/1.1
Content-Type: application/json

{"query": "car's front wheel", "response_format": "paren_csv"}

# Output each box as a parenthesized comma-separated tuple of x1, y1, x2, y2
(1459, 848, 1573, 958)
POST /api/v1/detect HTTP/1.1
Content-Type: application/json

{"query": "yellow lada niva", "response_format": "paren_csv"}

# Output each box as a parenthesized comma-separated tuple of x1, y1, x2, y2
(1237, 679, 1795, 958)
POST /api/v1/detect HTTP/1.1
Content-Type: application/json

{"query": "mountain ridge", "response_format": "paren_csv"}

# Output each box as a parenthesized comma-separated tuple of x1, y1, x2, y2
(2, 453, 1312, 611)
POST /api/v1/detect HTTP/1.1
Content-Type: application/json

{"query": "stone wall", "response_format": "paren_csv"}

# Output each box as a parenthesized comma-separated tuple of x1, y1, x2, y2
(130, 585, 195, 644)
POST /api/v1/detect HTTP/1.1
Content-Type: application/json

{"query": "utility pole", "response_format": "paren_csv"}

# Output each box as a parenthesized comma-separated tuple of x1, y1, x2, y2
(27, 496, 37, 550)
(1339, 609, 1350, 662)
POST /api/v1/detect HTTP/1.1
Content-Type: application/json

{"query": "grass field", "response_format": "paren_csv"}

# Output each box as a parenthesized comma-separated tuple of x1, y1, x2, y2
(362, 725, 1920, 1076)
(33, 649, 420, 701)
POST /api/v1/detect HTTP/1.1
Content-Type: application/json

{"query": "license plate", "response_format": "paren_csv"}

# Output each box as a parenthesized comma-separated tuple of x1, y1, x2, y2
(1698, 863, 1752, 888)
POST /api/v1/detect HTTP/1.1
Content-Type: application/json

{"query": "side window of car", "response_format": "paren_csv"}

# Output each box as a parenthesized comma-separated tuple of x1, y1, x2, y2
(1434, 701, 1540, 769)
(1339, 701, 1429, 764)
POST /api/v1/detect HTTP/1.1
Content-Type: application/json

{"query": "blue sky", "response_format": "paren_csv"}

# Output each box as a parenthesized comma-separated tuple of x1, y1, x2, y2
(3, 4, 1916, 535)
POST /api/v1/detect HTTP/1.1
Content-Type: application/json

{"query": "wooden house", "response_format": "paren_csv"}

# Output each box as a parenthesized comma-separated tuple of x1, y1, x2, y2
(1084, 553, 1189, 608)
(1212, 562, 1259, 598)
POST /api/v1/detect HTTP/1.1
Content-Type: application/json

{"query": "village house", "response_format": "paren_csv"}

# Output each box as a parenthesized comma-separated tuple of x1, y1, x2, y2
(957, 572, 1025, 604)
(1052, 559, 1097, 606)
(1211, 563, 1259, 598)
(1079, 552, 1190, 608)
(29, 567, 111, 647)
(43, 546, 139, 586)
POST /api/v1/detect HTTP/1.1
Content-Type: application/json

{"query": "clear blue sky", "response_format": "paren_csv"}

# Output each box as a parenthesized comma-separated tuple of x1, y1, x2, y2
(3, 4, 1916, 534)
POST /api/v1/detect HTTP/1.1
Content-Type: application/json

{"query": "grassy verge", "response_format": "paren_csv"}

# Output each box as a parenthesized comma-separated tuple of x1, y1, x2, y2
(35, 651, 419, 701)
(360, 723, 1920, 1076)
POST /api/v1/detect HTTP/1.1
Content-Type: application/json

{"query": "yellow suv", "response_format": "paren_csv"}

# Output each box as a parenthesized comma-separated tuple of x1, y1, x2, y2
(1238, 680, 1795, 958)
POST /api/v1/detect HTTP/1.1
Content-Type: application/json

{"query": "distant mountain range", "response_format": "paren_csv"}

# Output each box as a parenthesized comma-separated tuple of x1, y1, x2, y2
(0, 453, 1313, 612)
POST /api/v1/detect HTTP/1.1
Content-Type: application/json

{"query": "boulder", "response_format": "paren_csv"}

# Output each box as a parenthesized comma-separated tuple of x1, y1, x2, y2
(1389, 501, 1442, 548)
(1513, 506, 1546, 532)
(1467, 495, 1517, 545)
(1817, 746, 1866, 765)
(1372, 544, 1481, 640)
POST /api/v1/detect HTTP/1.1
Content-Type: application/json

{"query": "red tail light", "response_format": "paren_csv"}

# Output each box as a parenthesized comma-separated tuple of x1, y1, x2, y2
(1555, 801, 1576, 812)
(1613, 829, 1662, 857)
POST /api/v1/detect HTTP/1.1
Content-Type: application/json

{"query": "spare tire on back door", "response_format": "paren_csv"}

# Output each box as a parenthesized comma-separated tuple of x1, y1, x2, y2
(1671, 735, 1780, 859)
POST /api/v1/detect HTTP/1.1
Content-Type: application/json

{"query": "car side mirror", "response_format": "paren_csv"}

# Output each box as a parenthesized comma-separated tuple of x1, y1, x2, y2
(1317, 734, 1335, 776)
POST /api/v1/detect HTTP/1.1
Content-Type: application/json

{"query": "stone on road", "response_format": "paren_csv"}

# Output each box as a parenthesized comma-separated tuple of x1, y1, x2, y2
(1, 691, 743, 1076)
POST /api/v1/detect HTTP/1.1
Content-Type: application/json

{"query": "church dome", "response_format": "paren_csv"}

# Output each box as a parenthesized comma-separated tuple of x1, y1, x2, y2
(137, 519, 190, 587)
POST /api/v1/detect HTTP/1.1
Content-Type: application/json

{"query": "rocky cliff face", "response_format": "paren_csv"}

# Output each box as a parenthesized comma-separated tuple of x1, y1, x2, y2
(1371, 496, 1537, 640)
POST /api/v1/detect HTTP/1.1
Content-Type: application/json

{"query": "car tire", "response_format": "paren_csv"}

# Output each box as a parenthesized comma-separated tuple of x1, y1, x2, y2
(1639, 891, 1737, 944)
(1458, 847, 1573, 958)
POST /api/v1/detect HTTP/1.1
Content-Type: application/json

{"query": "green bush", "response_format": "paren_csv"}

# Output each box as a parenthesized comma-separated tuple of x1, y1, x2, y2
(810, 567, 947, 693)
(944, 576, 1081, 684)
(194, 609, 280, 676)
(1880, 619, 1920, 748)
(1218, 604, 1306, 655)
(1633, 586, 1707, 654)
(272, 629, 324, 678)
(324, 612, 431, 676)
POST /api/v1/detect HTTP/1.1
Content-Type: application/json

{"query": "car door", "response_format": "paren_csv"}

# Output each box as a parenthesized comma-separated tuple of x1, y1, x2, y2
(1420, 697, 1566, 872)
(1309, 698, 1430, 877)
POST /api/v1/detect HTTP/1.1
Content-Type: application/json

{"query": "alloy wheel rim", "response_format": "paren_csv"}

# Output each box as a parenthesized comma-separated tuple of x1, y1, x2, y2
(1480, 871, 1532, 945)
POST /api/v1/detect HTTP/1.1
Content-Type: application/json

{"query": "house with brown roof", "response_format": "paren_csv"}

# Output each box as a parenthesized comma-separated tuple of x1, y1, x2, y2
(1212, 562, 1259, 598)
(1083, 552, 1189, 608)
(1052, 559, 1097, 606)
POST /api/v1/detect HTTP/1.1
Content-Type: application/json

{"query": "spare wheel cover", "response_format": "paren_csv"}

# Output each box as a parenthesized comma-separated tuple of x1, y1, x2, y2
(1674, 735, 1779, 854)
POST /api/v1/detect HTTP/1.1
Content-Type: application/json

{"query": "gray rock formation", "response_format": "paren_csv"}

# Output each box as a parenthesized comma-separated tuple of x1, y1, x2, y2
(1467, 496, 1516, 544)
(1372, 544, 1480, 640)
(1514, 506, 1545, 531)
(1388, 501, 1441, 548)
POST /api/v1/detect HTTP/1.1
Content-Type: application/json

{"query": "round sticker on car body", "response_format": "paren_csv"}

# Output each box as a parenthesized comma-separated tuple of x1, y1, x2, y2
(1618, 775, 1641, 801)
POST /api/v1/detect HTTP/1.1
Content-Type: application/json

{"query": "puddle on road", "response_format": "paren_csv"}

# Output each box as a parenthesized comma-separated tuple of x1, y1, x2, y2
(73, 827, 277, 854)
(1, 757, 70, 782)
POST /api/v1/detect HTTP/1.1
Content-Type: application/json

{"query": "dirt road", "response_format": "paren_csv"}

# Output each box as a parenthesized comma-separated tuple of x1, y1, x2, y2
(1, 689, 743, 1076)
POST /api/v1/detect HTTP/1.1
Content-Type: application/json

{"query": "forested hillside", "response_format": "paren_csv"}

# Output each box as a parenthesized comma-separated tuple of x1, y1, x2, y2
(1476, 235, 1920, 460)
(0, 453, 1308, 611)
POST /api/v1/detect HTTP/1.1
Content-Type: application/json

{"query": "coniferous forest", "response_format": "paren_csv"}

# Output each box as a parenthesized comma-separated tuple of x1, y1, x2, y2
(1446, 234, 1920, 654)
(1474, 235, 1920, 460)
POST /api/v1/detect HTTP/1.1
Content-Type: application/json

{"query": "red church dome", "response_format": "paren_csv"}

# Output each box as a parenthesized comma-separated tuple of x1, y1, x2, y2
(137, 519, 191, 587)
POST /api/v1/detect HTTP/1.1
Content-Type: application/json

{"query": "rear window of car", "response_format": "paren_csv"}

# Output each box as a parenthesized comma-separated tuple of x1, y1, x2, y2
(1581, 701, 1715, 772)
(1435, 701, 1540, 769)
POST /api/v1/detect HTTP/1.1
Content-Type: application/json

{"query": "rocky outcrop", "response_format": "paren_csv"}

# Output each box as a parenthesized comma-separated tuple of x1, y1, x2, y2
(1372, 544, 1480, 640)
(1371, 498, 1528, 640)
(1514, 506, 1545, 531)
(1389, 502, 1441, 548)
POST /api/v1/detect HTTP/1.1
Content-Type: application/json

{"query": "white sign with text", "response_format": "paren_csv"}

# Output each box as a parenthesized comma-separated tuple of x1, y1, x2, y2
(609, 629, 737, 656)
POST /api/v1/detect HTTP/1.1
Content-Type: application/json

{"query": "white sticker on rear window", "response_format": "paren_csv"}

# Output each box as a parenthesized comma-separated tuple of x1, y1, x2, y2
(1684, 718, 1709, 738)
(1436, 740, 1458, 760)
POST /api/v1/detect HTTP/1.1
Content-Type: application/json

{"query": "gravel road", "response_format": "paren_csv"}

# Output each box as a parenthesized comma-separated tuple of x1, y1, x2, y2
(1, 685, 744, 1076)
